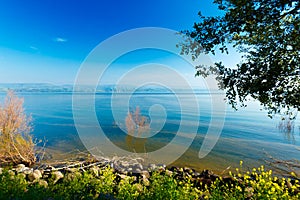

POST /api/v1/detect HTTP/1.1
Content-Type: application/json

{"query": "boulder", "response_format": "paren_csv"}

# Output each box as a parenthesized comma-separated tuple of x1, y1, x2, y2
(38, 179, 48, 188)
(15, 164, 26, 173)
(23, 168, 33, 175)
(165, 169, 173, 176)
(52, 171, 64, 184)
(148, 164, 157, 171)
(28, 170, 42, 182)
(141, 170, 150, 179)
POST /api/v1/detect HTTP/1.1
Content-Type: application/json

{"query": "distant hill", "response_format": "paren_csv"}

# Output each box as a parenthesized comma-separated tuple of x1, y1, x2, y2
(0, 83, 220, 94)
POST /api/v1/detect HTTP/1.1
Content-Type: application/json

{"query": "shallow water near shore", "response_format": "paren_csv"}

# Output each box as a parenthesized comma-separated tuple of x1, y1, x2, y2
(1, 92, 299, 175)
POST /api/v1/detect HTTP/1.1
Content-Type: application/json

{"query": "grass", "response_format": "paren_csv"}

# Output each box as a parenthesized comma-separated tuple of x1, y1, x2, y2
(0, 162, 299, 200)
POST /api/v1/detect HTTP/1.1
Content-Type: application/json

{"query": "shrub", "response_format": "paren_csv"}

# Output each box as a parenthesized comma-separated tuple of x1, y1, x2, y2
(125, 106, 150, 153)
(0, 91, 35, 166)
(0, 163, 299, 199)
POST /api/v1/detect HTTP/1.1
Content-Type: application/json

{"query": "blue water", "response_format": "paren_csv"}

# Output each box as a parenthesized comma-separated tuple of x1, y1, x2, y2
(1, 92, 299, 173)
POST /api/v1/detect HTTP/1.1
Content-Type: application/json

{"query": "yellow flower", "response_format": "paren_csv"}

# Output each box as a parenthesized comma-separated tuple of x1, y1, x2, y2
(273, 183, 281, 190)
(271, 187, 275, 192)
(236, 186, 242, 192)
(258, 192, 261, 197)
(268, 170, 272, 175)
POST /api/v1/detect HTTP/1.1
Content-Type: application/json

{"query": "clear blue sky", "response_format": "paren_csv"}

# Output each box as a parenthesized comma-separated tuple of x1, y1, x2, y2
(0, 0, 232, 84)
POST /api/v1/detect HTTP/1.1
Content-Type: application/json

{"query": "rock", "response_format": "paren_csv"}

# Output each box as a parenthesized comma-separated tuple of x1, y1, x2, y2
(141, 170, 150, 179)
(38, 179, 48, 188)
(65, 172, 81, 182)
(157, 164, 166, 169)
(119, 174, 128, 180)
(134, 183, 143, 192)
(23, 168, 33, 175)
(15, 164, 26, 173)
(133, 163, 143, 170)
(0, 168, 2, 175)
(8, 170, 15, 176)
(121, 162, 130, 168)
(133, 168, 142, 173)
(28, 170, 42, 182)
(64, 167, 78, 173)
(165, 169, 173, 176)
(142, 176, 150, 186)
(148, 164, 157, 171)
(110, 163, 114, 168)
(52, 171, 64, 184)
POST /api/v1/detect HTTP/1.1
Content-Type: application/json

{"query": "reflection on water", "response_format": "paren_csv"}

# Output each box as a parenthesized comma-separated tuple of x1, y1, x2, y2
(277, 115, 298, 144)
(125, 106, 150, 153)
(0, 92, 299, 174)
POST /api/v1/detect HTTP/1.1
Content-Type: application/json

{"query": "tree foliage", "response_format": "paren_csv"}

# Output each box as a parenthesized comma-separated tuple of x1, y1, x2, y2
(182, 0, 300, 118)
(0, 91, 35, 166)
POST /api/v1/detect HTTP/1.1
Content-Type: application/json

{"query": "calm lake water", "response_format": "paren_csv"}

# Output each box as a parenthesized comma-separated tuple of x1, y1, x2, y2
(1, 92, 299, 174)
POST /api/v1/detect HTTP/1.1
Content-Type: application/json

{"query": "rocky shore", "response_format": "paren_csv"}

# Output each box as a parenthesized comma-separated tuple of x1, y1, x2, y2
(0, 157, 230, 190)
(1, 154, 300, 200)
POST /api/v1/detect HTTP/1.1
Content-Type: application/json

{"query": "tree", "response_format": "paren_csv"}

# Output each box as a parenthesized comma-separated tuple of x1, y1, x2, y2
(125, 106, 149, 153)
(0, 91, 36, 166)
(181, 0, 300, 118)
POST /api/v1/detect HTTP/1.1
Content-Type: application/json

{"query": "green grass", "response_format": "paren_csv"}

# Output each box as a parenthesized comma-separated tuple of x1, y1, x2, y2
(0, 163, 299, 200)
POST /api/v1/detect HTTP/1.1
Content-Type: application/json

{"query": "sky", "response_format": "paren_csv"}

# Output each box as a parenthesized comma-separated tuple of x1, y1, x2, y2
(0, 0, 238, 85)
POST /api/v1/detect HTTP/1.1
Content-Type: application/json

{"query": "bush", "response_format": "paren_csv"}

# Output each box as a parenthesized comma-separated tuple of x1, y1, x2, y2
(0, 91, 35, 166)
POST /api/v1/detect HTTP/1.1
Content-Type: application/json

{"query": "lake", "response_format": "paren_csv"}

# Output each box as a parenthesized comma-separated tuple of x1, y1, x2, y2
(1, 92, 299, 175)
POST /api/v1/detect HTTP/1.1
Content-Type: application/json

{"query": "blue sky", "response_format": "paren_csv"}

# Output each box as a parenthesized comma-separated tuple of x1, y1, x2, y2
(0, 0, 238, 85)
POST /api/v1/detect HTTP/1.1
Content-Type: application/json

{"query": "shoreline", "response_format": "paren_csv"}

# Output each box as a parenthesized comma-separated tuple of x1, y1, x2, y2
(39, 145, 300, 178)
(1, 157, 300, 199)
